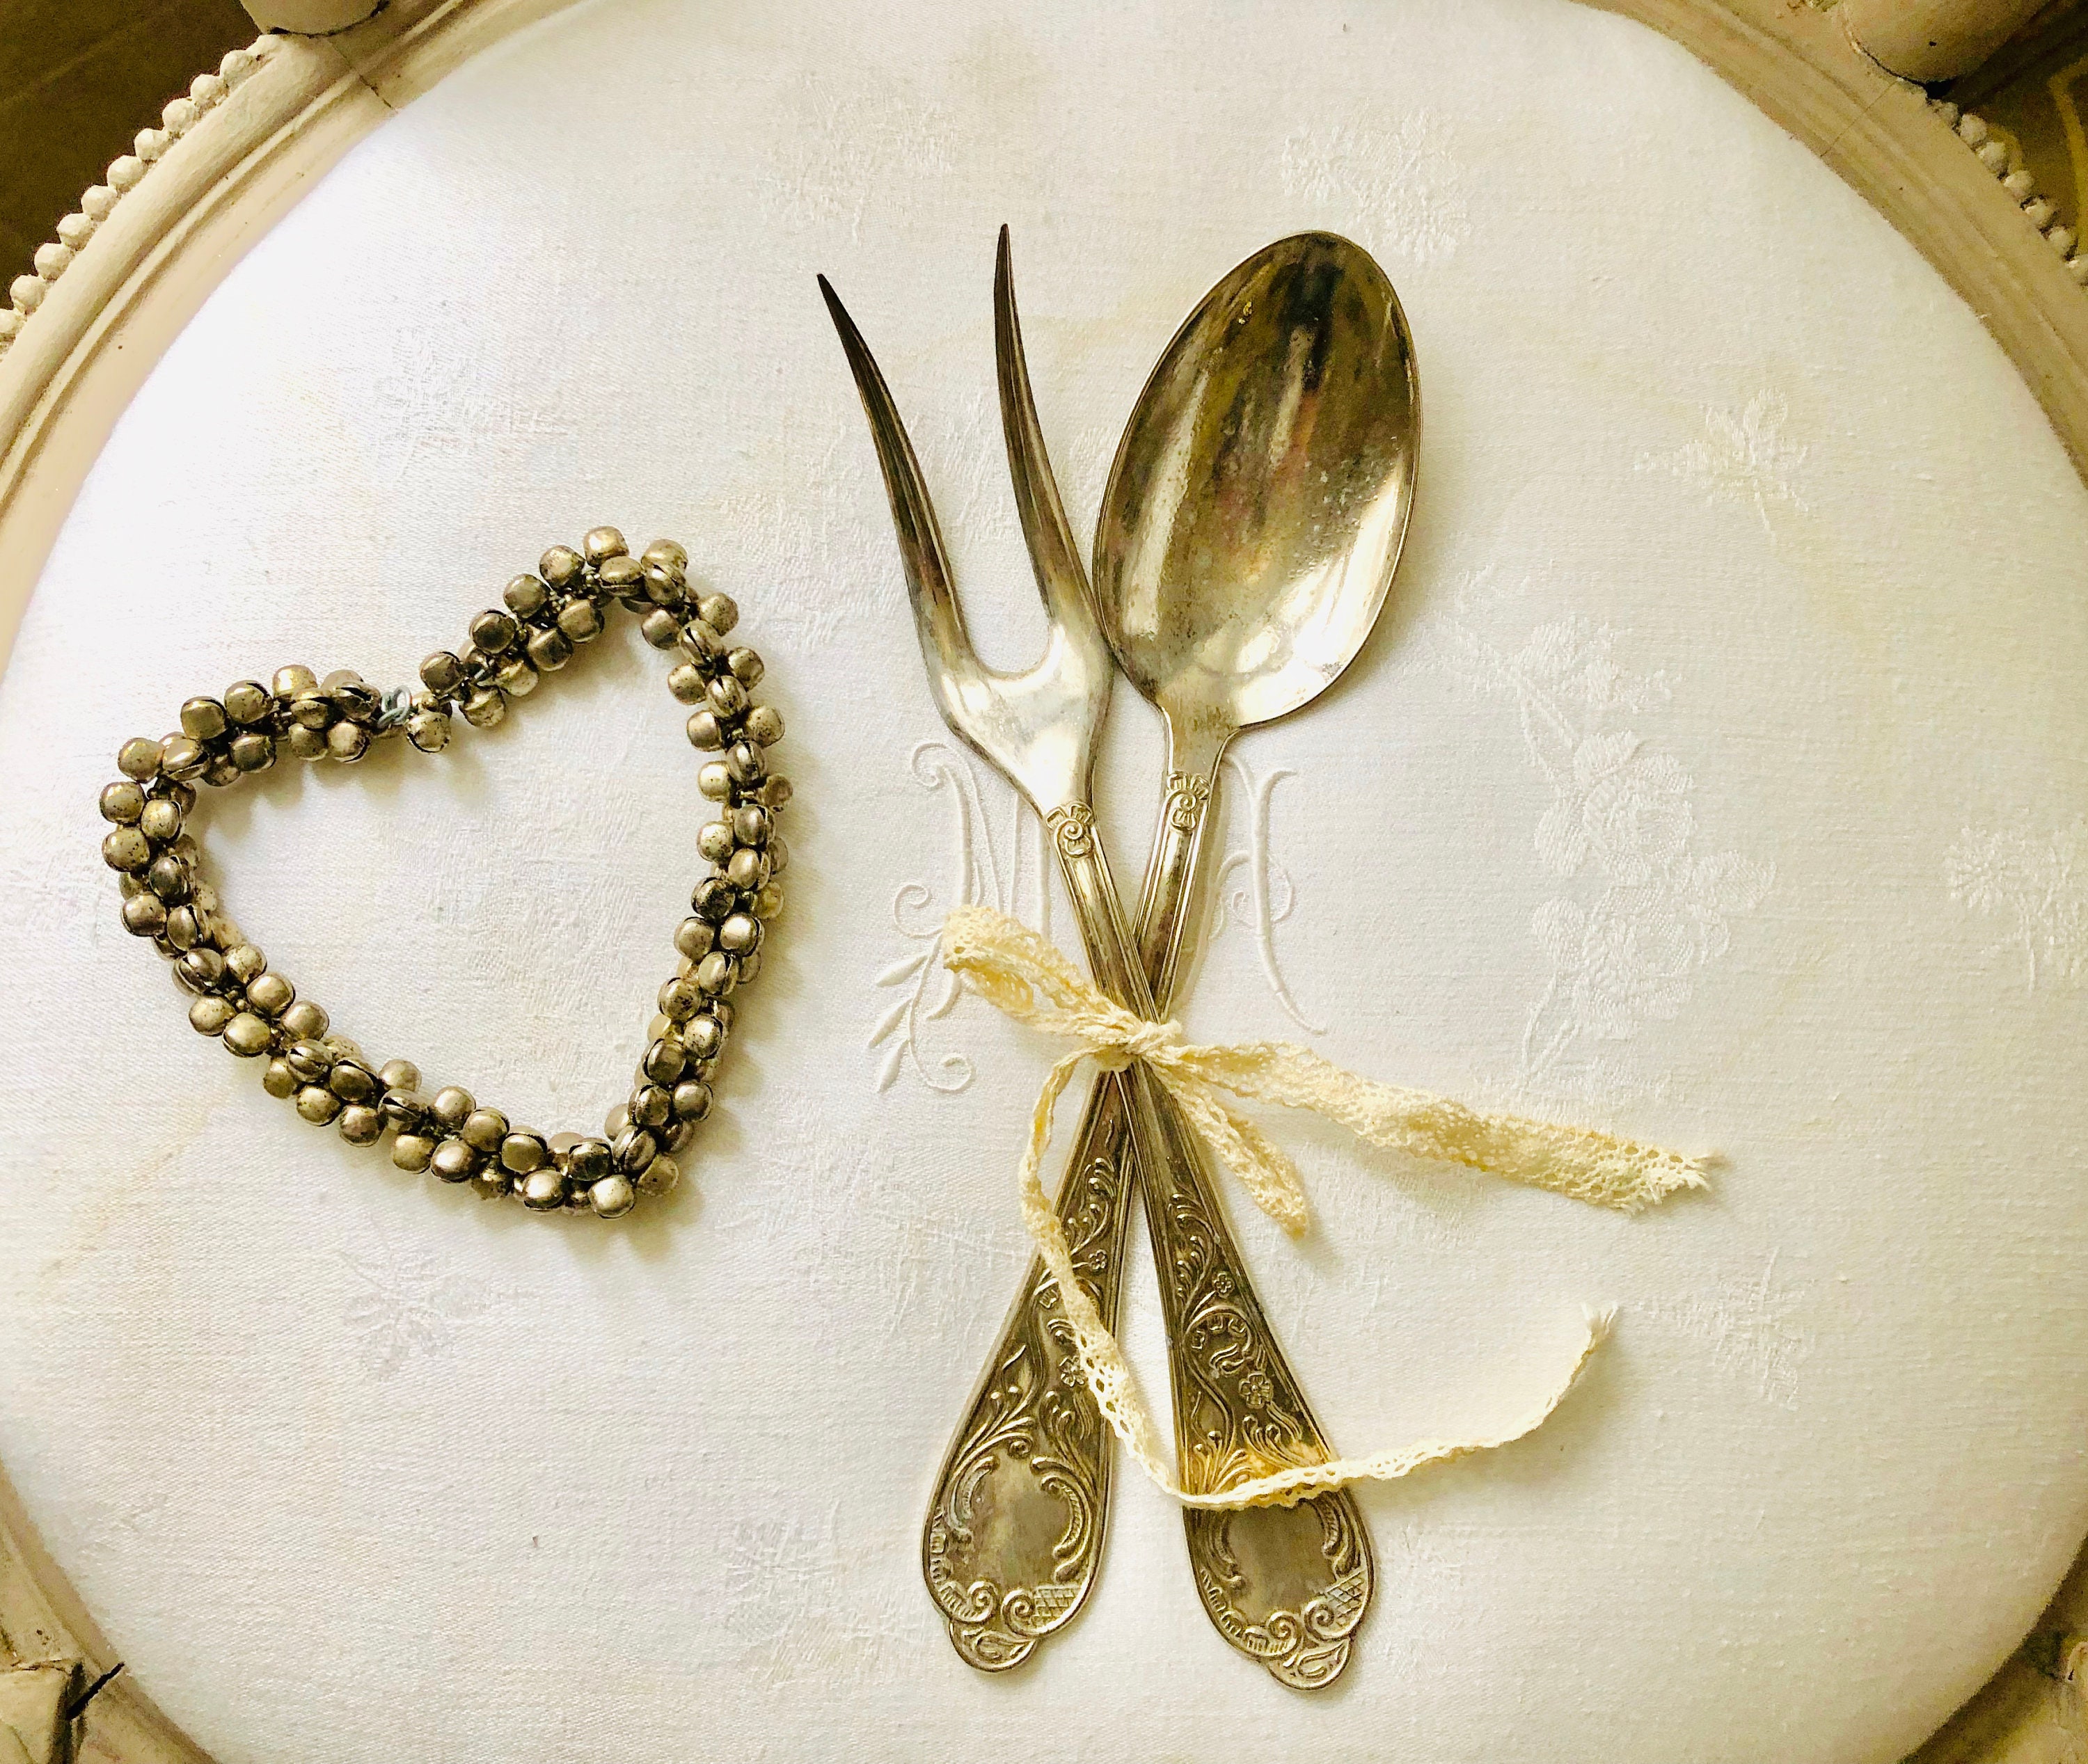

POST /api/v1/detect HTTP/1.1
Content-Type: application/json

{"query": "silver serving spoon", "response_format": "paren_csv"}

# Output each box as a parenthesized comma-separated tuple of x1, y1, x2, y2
(1093, 230, 1417, 1685)
(922, 231, 1417, 1686)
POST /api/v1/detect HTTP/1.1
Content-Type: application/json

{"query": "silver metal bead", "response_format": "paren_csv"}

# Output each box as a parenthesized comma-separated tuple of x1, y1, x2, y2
(709, 999, 736, 1034)
(590, 1173, 637, 1217)
(203, 754, 241, 788)
(766, 836, 789, 876)
(759, 777, 793, 809)
(583, 526, 628, 564)
(525, 626, 573, 672)
(686, 1014, 725, 1062)
(521, 1167, 567, 1210)
(283, 726, 326, 761)
(118, 736, 163, 780)
(296, 1084, 342, 1124)
(632, 1085, 672, 1129)
(461, 1108, 508, 1153)
(102, 826, 152, 871)
(430, 1086, 473, 1131)
(470, 608, 519, 653)
(222, 1012, 272, 1058)
(696, 592, 738, 635)
(147, 853, 191, 903)
(674, 916, 715, 960)
(640, 560, 683, 607)
(406, 709, 452, 752)
(176, 946, 225, 992)
(706, 674, 748, 720)
(539, 544, 584, 589)
(697, 820, 734, 864)
(122, 893, 167, 937)
(695, 951, 736, 996)
(604, 1102, 631, 1140)
(641, 538, 688, 573)
(725, 848, 768, 892)
(698, 762, 732, 802)
(139, 797, 183, 844)
(420, 651, 466, 695)
(180, 697, 229, 741)
(754, 884, 784, 919)
(280, 999, 328, 1040)
(598, 554, 646, 604)
(692, 875, 736, 921)
(429, 1138, 477, 1182)
(640, 608, 681, 649)
(271, 665, 318, 699)
(671, 1079, 712, 1122)
(557, 599, 604, 643)
(289, 691, 333, 730)
(495, 655, 539, 698)
(262, 1058, 298, 1099)
(189, 995, 236, 1035)
(744, 704, 784, 747)
(224, 942, 267, 984)
(338, 1104, 384, 1145)
(725, 740, 766, 786)
(499, 1131, 548, 1174)
(658, 976, 700, 1021)
(329, 1062, 379, 1104)
(610, 1125, 657, 1173)
(228, 730, 275, 772)
(379, 1058, 421, 1093)
(642, 1037, 686, 1084)
(667, 662, 707, 705)
(461, 687, 506, 729)
(162, 734, 212, 780)
(100, 780, 145, 823)
(323, 722, 365, 763)
(500, 574, 547, 620)
(736, 950, 761, 985)
(470, 1162, 512, 1199)
(679, 619, 722, 664)
(718, 912, 761, 955)
(284, 1038, 332, 1083)
(392, 1134, 435, 1173)
(223, 681, 271, 724)
(638, 1153, 680, 1195)
(567, 1138, 612, 1183)
(731, 805, 771, 847)
(727, 647, 764, 688)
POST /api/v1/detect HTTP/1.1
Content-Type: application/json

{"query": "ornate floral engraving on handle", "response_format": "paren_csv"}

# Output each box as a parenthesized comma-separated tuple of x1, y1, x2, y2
(1163, 770, 1210, 832)
(1138, 1102, 1373, 1689)
(1046, 802, 1098, 859)
(922, 1090, 1134, 1669)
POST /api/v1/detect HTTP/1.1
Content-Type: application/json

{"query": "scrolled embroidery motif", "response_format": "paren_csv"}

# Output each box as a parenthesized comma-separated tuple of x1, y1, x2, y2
(96, 526, 791, 1220)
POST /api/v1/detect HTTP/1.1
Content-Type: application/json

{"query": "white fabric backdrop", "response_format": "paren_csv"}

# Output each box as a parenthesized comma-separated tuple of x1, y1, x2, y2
(2, 0, 2087, 1758)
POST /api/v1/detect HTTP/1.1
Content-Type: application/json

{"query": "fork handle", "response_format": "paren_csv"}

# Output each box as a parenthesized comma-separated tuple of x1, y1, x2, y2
(1047, 800, 1374, 1689)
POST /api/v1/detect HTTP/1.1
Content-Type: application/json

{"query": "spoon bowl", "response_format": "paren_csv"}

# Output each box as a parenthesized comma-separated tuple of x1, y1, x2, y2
(1093, 231, 1418, 745)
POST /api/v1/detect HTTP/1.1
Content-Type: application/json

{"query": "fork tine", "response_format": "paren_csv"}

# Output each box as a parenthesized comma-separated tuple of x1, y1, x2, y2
(993, 226, 1099, 634)
(818, 273, 978, 684)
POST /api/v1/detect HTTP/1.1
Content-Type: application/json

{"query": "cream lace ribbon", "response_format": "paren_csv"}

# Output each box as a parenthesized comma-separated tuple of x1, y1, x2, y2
(940, 903, 1711, 1511)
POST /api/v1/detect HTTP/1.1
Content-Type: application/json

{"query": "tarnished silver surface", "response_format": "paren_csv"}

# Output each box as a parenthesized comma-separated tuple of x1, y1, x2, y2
(1091, 232, 1417, 1687)
(826, 229, 1415, 1686)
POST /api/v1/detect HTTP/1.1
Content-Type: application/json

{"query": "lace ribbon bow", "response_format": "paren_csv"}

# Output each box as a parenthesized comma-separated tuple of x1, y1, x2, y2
(940, 903, 1711, 1510)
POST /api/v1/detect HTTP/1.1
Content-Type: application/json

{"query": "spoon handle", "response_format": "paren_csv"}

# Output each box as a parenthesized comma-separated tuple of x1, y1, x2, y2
(1127, 754, 1375, 1688)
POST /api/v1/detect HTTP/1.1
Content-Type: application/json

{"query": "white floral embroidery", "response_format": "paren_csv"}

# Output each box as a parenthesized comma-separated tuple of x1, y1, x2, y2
(1430, 574, 1772, 1084)
(1947, 822, 2088, 990)
(871, 741, 1052, 1092)
(1636, 391, 1809, 534)
(338, 1229, 502, 1381)
(1210, 757, 1324, 1033)
(714, 1502, 908, 1690)
(1278, 113, 1471, 263)
(1638, 1253, 1812, 1408)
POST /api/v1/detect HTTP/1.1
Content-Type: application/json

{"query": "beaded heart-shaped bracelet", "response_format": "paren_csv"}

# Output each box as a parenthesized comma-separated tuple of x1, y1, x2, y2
(96, 526, 789, 1219)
